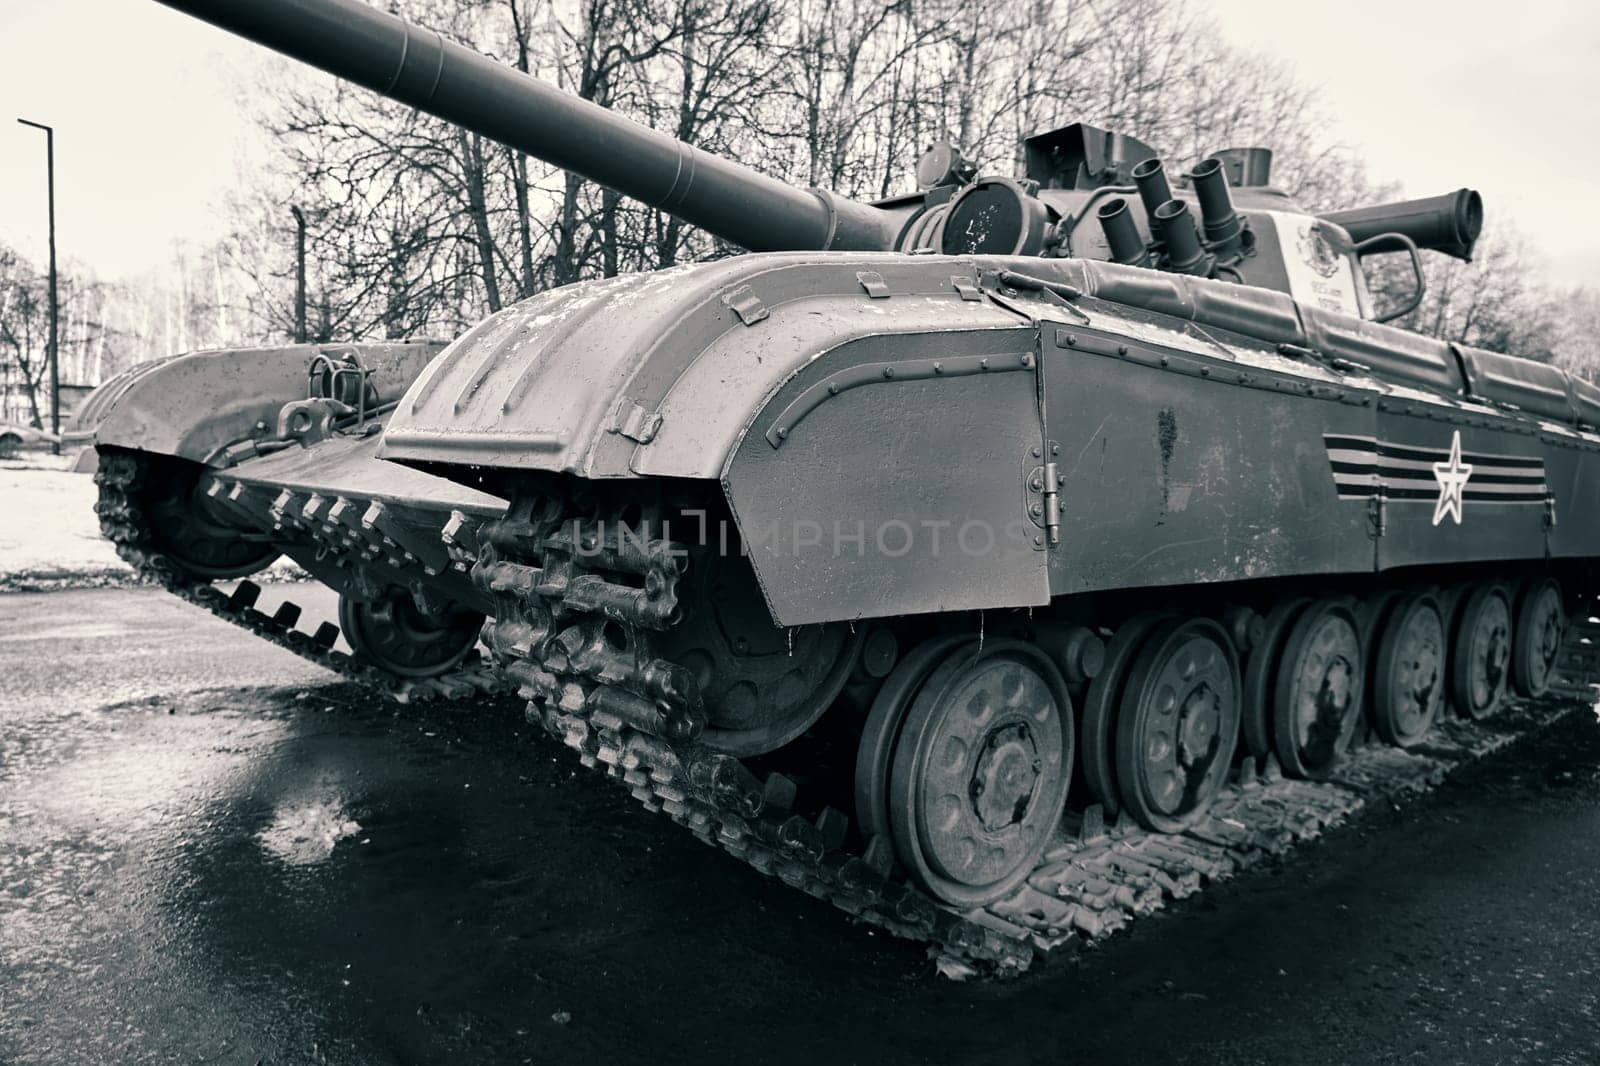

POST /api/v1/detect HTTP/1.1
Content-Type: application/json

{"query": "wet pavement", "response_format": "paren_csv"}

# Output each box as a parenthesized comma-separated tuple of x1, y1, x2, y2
(2, 587, 1599, 1065)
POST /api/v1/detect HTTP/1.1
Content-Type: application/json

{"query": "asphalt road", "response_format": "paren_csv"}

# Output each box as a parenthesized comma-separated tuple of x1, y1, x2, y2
(2, 586, 1599, 1065)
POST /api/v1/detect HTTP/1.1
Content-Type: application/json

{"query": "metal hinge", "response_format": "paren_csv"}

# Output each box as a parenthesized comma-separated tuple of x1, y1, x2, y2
(722, 285, 769, 326)
(1368, 489, 1387, 539)
(610, 399, 662, 444)
(856, 271, 890, 298)
(1042, 459, 1061, 546)
(1025, 442, 1062, 549)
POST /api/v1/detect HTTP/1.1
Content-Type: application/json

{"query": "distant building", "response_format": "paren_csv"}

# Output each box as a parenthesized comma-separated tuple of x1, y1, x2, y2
(0, 360, 93, 428)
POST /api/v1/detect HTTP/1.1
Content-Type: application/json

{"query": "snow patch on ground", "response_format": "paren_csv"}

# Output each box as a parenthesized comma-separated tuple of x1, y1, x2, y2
(0, 458, 303, 592)
(0, 461, 126, 584)
(258, 786, 363, 866)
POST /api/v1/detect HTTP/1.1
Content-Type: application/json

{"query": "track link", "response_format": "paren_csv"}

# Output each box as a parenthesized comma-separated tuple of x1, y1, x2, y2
(92, 448, 505, 704)
(476, 486, 1599, 973)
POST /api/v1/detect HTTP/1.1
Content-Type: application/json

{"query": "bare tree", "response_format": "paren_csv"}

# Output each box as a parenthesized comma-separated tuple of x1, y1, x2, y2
(0, 243, 112, 423)
(1359, 224, 1558, 358)
(0, 246, 48, 427)
(1551, 287, 1600, 383)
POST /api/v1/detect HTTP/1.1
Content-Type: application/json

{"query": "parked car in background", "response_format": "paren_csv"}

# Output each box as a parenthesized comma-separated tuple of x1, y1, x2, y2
(0, 420, 60, 458)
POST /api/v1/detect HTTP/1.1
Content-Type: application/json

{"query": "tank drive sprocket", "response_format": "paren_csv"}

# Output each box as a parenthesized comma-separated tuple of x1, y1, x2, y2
(659, 543, 862, 756)
(97, 450, 280, 581)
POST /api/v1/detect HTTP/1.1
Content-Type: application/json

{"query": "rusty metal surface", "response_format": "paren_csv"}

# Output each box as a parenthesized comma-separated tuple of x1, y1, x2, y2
(90, 342, 444, 465)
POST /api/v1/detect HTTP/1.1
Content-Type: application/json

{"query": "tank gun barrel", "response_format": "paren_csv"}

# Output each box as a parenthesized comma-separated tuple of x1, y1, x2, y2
(155, 0, 899, 253)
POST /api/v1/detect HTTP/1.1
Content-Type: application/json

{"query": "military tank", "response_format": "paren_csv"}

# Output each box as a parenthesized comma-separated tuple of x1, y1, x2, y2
(83, 0, 1600, 969)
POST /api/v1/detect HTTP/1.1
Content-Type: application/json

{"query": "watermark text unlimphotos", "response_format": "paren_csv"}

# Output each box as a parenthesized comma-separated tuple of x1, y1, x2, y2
(571, 511, 1040, 560)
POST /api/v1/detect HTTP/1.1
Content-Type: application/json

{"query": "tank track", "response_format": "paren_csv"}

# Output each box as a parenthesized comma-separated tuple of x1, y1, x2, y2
(89, 451, 1600, 970)
(92, 448, 505, 704)
(474, 486, 1599, 974)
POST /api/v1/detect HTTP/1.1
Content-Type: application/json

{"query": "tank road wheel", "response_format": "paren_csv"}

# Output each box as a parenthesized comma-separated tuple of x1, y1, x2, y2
(1355, 590, 1403, 748)
(338, 589, 484, 679)
(1113, 618, 1241, 832)
(1242, 597, 1311, 760)
(1370, 593, 1446, 748)
(661, 551, 860, 756)
(142, 457, 278, 580)
(1511, 578, 1564, 698)
(883, 640, 1073, 907)
(855, 636, 975, 840)
(1272, 599, 1363, 779)
(1450, 584, 1512, 719)
(1080, 612, 1168, 817)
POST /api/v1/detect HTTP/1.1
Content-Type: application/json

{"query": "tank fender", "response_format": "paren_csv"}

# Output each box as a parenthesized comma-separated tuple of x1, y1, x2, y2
(718, 325, 1051, 627)
(377, 253, 1027, 479)
(65, 353, 182, 447)
(90, 341, 444, 466)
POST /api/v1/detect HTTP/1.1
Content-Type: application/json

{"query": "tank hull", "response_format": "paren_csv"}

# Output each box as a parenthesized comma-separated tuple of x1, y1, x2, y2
(368, 252, 1600, 627)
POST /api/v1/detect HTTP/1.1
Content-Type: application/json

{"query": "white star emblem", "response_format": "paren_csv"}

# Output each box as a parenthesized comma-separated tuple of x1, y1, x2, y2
(1432, 430, 1472, 526)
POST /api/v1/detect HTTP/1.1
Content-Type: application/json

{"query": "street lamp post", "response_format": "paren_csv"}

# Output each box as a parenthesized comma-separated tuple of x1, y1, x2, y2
(17, 118, 60, 454)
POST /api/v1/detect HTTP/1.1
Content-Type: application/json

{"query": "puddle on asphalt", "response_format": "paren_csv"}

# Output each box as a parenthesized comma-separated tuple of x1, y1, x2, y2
(258, 782, 363, 866)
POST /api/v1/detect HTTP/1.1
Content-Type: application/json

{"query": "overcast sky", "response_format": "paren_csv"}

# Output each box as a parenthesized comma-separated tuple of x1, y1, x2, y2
(1, 0, 1596, 288)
